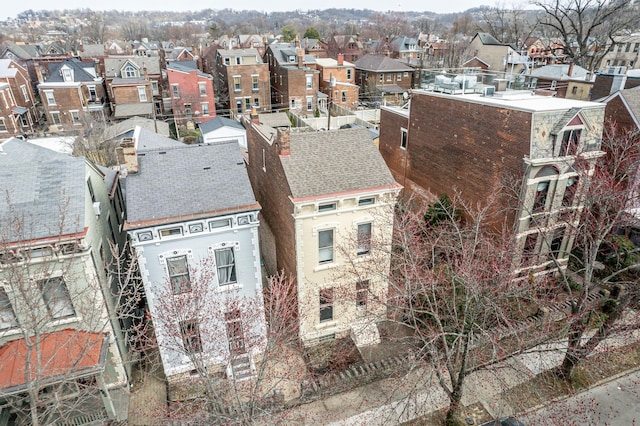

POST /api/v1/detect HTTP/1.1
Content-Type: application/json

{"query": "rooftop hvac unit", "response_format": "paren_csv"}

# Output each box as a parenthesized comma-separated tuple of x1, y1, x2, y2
(482, 86, 495, 97)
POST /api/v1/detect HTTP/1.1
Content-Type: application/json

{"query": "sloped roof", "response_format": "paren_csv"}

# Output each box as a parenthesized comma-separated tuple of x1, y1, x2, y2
(79, 43, 106, 58)
(135, 127, 184, 152)
(114, 103, 153, 118)
(530, 64, 590, 80)
(43, 58, 98, 83)
(474, 32, 503, 46)
(104, 56, 162, 78)
(267, 43, 315, 67)
(1, 41, 39, 60)
(199, 116, 245, 134)
(391, 36, 419, 51)
(258, 112, 291, 128)
(0, 330, 107, 393)
(0, 139, 86, 243)
(125, 136, 258, 226)
(103, 117, 170, 141)
(281, 128, 399, 199)
(217, 48, 261, 58)
(354, 54, 414, 72)
(0, 59, 23, 78)
(167, 61, 211, 78)
(605, 85, 640, 126)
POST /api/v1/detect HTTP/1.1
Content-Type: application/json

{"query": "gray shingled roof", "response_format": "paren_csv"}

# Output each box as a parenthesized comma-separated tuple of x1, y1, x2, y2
(530, 64, 589, 80)
(114, 103, 153, 118)
(281, 128, 397, 199)
(475, 32, 503, 46)
(354, 54, 414, 72)
(167, 61, 211, 78)
(199, 116, 245, 134)
(125, 138, 257, 225)
(0, 139, 86, 243)
(45, 58, 98, 83)
(615, 85, 640, 122)
(104, 56, 162, 78)
(135, 127, 184, 151)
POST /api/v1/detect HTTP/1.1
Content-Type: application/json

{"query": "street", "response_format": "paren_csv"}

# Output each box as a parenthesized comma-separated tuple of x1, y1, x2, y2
(521, 370, 640, 425)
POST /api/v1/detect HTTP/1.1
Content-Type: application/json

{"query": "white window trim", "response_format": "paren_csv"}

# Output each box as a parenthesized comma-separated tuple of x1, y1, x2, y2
(158, 248, 193, 266)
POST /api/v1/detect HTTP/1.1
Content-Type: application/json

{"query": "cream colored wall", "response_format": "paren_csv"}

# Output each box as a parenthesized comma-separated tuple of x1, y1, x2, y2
(293, 190, 399, 345)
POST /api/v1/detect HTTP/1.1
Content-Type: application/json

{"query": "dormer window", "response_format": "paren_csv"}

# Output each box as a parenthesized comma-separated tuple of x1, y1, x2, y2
(62, 68, 72, 82)
(560, 129, 581, 156)
(122, 63, 139, 78)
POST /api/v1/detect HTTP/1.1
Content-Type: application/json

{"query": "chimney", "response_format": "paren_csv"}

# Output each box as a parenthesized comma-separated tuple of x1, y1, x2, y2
(337, 53, 344, 66)
(297, 48, 305, 68)
(568, 61, 574, 77)
(276, 128, 291, 156)
(250, 107, 260, 125)
(116, 138, 139, 173)
(143, 66, 148, 80)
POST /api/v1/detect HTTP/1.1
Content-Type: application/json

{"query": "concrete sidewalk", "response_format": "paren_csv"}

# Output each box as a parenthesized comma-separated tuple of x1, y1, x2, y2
(276, 314, 640, 425)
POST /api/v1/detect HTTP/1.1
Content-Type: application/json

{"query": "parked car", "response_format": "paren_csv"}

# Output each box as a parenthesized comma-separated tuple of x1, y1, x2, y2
(480, 417, 525, 426)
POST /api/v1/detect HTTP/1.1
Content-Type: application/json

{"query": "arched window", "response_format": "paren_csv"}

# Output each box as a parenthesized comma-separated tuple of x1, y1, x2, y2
(533, 166, 559, 213)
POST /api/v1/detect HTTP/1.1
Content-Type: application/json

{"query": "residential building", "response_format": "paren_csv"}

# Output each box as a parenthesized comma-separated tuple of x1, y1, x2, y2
(527, 64, 593, 100)
(0, 138, 130, 424)
(0, 59, 38, 137)
(167, 61, 216, 127)
(354, 54, 414, 105)
(464, 32, 529, 74)
(215, 48, 271, 118)
(37, 58, 109, 131)
(104, 56, 163, 120)
(389, 36, 423, 61)
(523, 37, 567, 67)
(122, 127, 267, 388)
(327, 35, 364, 63)
(590, 68, 640, 100)
(379, 88, 605, 279)
(244, 117, 402, 347)
(600, 34, 640, 72)
(263, 43, 319, 114)
(301, 38, 328, 59)
(0, 41, 44, 91)
(315, 55, 359, 111)
(199, 116, 247, 149)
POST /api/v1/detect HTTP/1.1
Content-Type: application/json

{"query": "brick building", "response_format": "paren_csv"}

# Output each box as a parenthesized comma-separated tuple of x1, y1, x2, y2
(167, 61, 216, 127)
(263, 43, 320, 113)
(0, 59, 38, 137)
(215, 48, 271, 118)
(314, 55, 359, 111)
(37, 58, 109, 132)
(354, 54, 414, 106)
(379, 89, 605, 279)
(327, 35, 364, 63)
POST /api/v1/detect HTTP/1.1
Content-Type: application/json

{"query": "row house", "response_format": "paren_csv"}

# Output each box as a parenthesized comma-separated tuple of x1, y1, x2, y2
(244, 118, 402, 347)
(0, 59, 38, 137)
(600, 34, 640, 72)
(528, 63, 593, 100)
(264, 43, 320, 114)
(215, 48, 271, 118)
(314, 55, 359, 111)
(301, 38, 328, 59)
(122, 127, 268, 389)
(354, 54, 414, 105)
(104, 56, 163, 121)
(327, 35, 365, 63)
(199, 116, 247, 149)
(166, 61, 216, 127)
(379, 89, 605, 280)
(0, 139, 130, 424)
(389, 36, 423, 61)
(464, 32, 528, 74)
(236, 35, 267, 56)
(37, 58, 109, 132)
(523, 37, 567, 67)
(0, 41, 45, 92)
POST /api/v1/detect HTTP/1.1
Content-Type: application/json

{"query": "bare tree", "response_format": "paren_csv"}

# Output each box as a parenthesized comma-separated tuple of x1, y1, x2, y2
(82, 13, 109, 44)
(534, 0, 640, 70)
(479, 2, 538, 47)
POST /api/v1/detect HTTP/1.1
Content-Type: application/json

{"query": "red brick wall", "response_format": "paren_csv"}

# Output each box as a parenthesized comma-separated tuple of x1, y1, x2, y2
(605, 94, 638, 132)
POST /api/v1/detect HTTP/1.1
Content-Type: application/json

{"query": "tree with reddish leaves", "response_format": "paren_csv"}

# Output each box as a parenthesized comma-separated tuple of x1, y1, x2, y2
(555, 123, 640, 380)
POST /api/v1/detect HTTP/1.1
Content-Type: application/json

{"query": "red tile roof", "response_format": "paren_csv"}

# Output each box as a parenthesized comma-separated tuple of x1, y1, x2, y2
(0, 329, 107, 392)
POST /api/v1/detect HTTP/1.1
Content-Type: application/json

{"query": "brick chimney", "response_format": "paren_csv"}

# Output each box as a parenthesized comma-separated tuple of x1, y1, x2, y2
(250, 107, 260, 125)
(337, 53, 344, 66)
(116, 138, 139, 174)
(567, 61, 574, 77)
(297, 48, 305, 68)
(276, 128, 291, 156)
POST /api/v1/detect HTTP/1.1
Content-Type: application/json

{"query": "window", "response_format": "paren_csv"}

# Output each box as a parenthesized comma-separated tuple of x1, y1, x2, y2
(88, 85, 97, 100)
(21, 85, 28, 101)
(334, 90, 339, 101)
(160, 227, 183, 238)
(626, 43, 631, 52)
(306, 96, 313, 111)
(152, 81, 159, 95)
(397, 72, 402, 81)
(341, 91, 347, 102)
(215, 247, 237, 285)
(357, 223, 372, 255)
(400, 128, 408, 149)
(318, 202, 336, 212)
(62, 68, 72, 81)
(549, 227, 565, 260)
(70, 110, 80, 123)
(245, 98, 251, 110)
(167, 256, 190, 294)
(346, 69, 352, 80)
(560, 129, 581, 156)
(319, 289, 333, 322)
(50, 112, 61, 124)
(572, 86, 578, 95)
(618, 44, 623, 52)
(532, 166, 558, 213)
(135, 86, 147, 102)
(172, 85, 179, 98)
(210, 218, 231, 229)
(39, 277, 75, 319)
(179, 320, 202, 353)
(123, 64, 138, 78)
(358, 197, 375, 206)
(386, 74, 392, 82)
(185, 103, 192, 118)
(306, 74, 313, 89)
(252, 75, 259, 91)
(290, 99, 296, 109)
(44, 90, 56, 106)
(235, 56, 241, 65)
(233, 76, 241, 91)
(224, 57, 230, 65)
(137, 231, 153, 241)
(0, 289, 18, 330)
(225, 309, 246, 354)
(236, 99, 243, 114)
(254, 98, 260, 108)
(550, 80, 557, 89)
(522, 233, 539, 265)
(199, 82, 207, 96)
(634, 43, 639, 53)
(0, 118, 6, 132)
(562, 176, 579, 207)
(201, 102, 209, 115)
(188, 223, 204, 233)
(318, 229, 334, 264)
(356, 280, 369, 307)
(379, 74, 384, 82)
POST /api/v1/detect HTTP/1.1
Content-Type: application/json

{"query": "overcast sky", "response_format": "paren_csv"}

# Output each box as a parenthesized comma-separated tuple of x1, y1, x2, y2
(3, 1, 493, 21)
